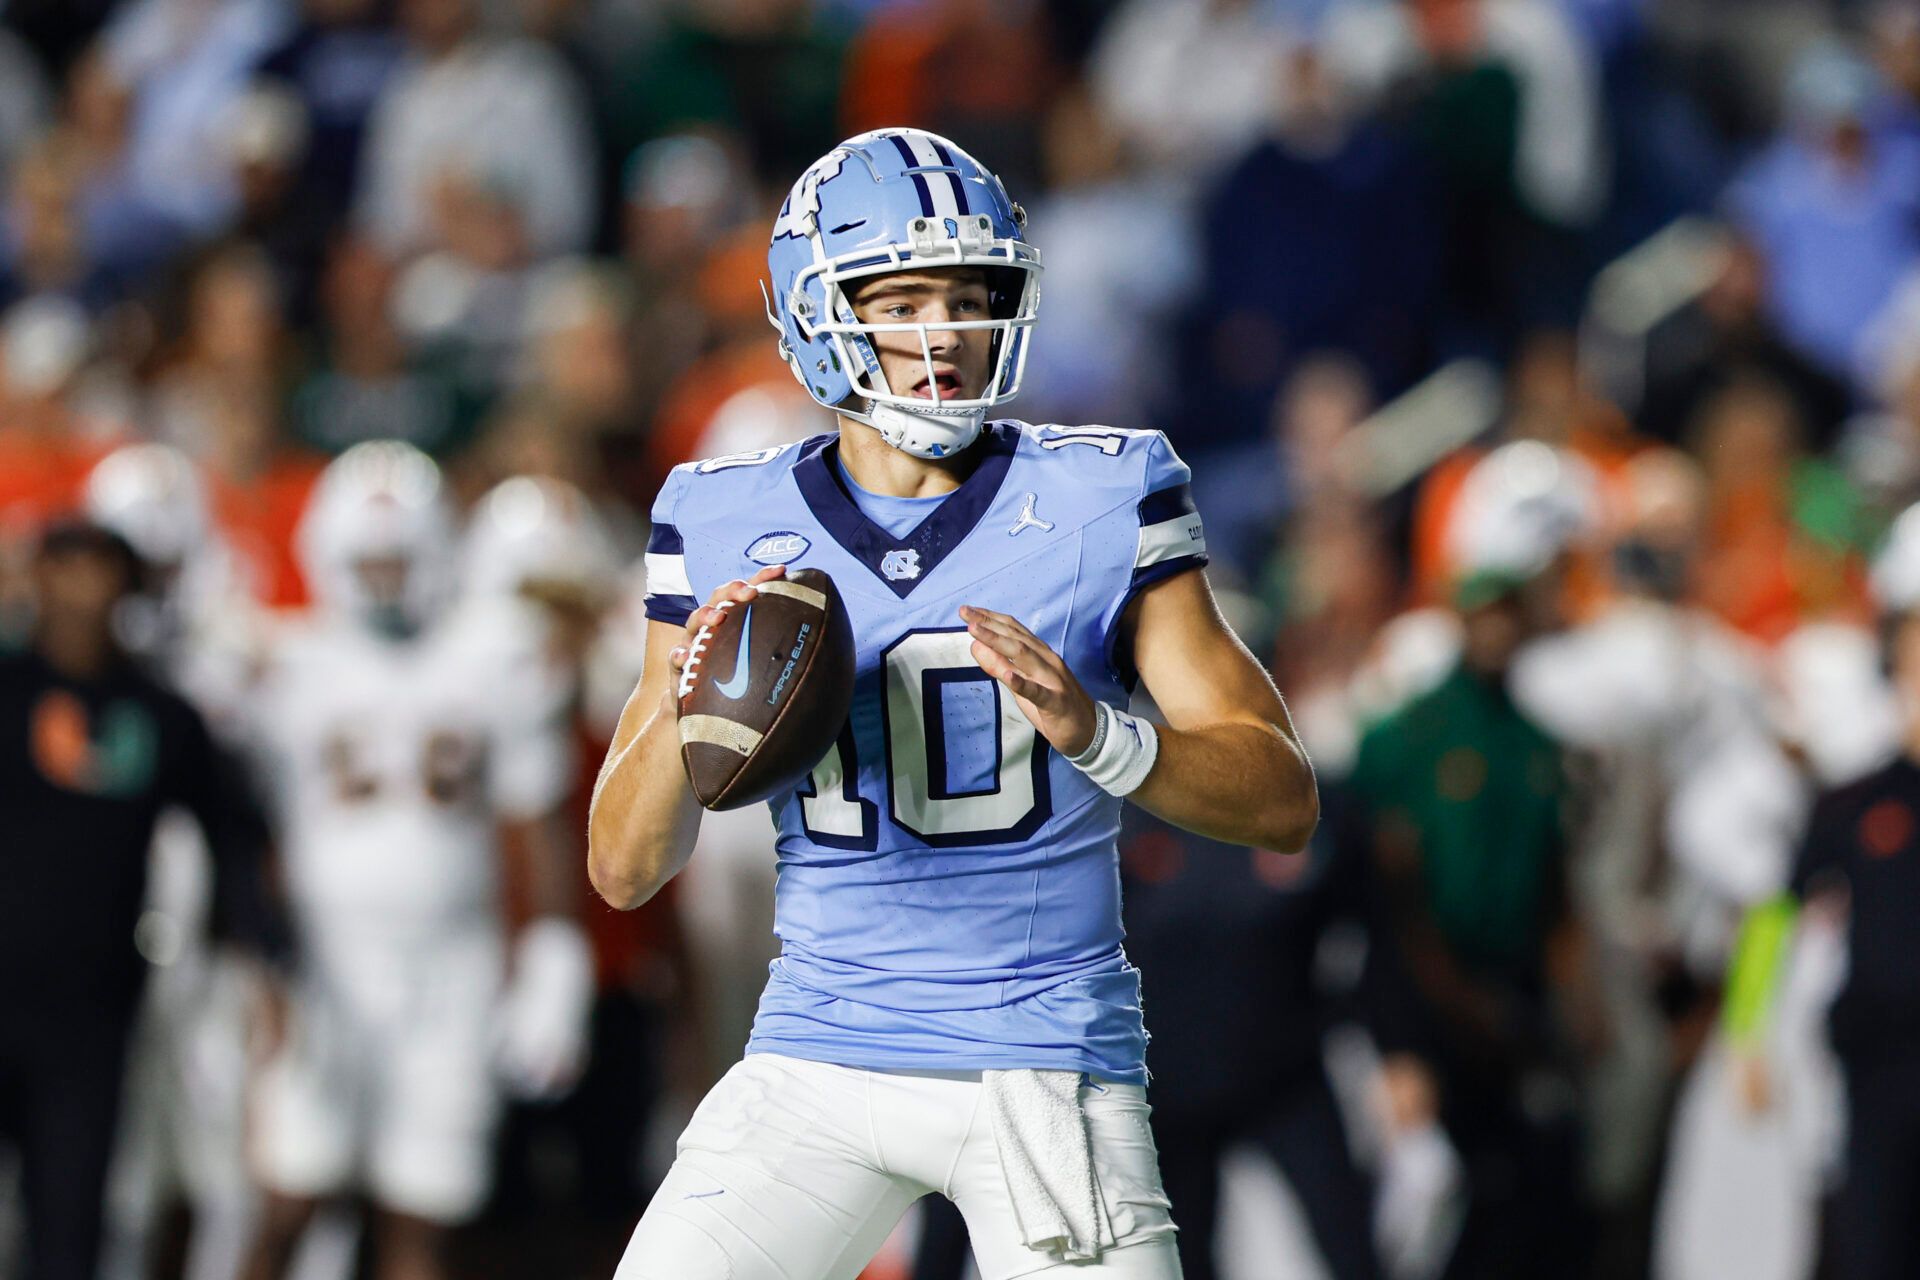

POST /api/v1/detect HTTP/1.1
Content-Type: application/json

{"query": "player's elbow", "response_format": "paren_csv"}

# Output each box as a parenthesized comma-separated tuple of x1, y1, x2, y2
(1260, 789, 1319, 855)
(1258, 742, 1320, 854)
(587, 844, 659, 911)
(586, 818, 664, 911)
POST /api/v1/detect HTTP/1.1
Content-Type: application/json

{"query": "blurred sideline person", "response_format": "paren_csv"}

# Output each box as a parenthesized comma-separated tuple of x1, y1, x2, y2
(240, 442, 592, 1280)
(0, 518, 283, 1280)
(1508, 448, 1809, 1271)
(592, 130, 1318, 1280)
(1348, 442, 1605, 1280)
(1119, 803, 1388, 1280)
(1721, 502, 1920, 1280)
(83, 444, 278, 1280)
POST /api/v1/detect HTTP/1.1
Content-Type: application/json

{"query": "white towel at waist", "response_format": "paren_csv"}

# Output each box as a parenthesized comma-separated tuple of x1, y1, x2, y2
(982, 1068, 1118, 1263)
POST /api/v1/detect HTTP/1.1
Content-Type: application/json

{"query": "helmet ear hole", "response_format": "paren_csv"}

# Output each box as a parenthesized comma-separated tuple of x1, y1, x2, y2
(984, 266, 1026, 321)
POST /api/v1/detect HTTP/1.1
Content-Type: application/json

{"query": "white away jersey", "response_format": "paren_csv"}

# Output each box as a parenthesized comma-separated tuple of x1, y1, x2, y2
(252, 600, 573, 938)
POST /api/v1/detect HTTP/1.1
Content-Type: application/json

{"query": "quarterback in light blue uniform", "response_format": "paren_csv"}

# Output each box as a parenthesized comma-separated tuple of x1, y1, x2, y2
(593, 130, 1318, 1280)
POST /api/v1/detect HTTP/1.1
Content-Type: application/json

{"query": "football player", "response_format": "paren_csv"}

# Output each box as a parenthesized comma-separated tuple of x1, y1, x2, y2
(590, 130, 1319, 1280)
(240, 443, 590, 1280)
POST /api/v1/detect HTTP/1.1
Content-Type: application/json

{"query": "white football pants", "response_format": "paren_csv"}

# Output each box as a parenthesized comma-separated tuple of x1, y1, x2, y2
(614, 1053, 1183, 1280)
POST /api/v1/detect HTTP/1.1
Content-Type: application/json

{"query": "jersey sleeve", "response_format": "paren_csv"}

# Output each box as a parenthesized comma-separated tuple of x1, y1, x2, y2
(1101, 432, 1209, 686)
(1131, 432, 1208, 589)
(642, 467, 698, 626)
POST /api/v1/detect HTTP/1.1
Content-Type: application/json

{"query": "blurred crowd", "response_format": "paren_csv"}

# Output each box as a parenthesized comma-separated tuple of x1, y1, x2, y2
(4, 0, 1920, 1277)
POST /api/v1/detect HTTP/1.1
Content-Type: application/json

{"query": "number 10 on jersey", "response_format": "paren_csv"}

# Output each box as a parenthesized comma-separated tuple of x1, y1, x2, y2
(797, 628, 1053, 848)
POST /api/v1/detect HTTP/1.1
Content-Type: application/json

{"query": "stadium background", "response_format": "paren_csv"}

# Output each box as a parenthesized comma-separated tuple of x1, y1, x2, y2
(2, 0, 1919, 1276)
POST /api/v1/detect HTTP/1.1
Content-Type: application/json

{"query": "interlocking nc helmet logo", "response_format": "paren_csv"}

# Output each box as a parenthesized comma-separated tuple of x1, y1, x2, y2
(881, 549, 922, 581)
(713, 608, 754, 699)
(1008, 492, 1053, 536)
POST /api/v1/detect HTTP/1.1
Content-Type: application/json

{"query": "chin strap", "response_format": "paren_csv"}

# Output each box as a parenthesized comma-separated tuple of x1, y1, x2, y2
(856, 399, 987, 460)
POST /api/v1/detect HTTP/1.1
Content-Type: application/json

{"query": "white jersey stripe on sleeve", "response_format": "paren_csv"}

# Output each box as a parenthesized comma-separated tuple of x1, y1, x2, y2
(644, 551, 692, 600)
(1135, 513, 1207, 569)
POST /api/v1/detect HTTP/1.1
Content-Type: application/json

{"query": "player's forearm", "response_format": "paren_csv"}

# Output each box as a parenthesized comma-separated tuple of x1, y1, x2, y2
(1130, 719, 1319, 852)
(587, 694, 703, 909)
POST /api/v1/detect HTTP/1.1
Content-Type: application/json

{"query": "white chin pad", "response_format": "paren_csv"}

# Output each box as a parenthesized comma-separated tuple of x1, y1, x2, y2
(868, 401, 986, 459)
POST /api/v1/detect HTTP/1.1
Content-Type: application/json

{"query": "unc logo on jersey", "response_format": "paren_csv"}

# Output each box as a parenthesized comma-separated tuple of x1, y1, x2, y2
(747, 532, 810, 565)
(881, 549, 922, 581)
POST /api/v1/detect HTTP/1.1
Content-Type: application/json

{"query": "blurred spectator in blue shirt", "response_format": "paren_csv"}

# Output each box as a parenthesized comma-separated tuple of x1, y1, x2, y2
(1726, 41, 1920, 390)
(0, 113, 184, 316)
(1015, 83, 1199, 431)
(1088, 0, 1293, 188)
(95, 0, 294, 237)
(255, 0, 408, 234)
(357, 0, 597, 263)
(1182, 38, 1439, 452)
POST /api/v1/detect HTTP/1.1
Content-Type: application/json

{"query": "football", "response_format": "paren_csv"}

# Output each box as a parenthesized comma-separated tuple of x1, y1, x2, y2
(676, 566, 855, 810)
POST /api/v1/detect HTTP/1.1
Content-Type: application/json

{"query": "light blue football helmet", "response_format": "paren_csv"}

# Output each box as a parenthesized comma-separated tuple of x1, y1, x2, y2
(766, 129, 1042, 459)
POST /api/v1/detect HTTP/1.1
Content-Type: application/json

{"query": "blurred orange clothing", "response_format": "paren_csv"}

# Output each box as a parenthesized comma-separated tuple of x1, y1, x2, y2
(0, 428, 110, 533)
(1692, 476, 1871, 646)
(839, 0, 1056, 138)
(205, 453, 325, 609)
(648, 340, 793, 477)
(1407, 425, 1653, 611)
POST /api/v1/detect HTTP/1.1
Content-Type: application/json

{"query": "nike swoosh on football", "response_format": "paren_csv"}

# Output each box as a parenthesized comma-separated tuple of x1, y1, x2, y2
(712, 607, 754, 699)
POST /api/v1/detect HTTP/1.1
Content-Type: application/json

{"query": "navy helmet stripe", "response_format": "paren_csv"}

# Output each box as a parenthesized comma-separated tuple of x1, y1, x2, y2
(883, 135, 938, 216)
(908, 173, 937, 218)
(928, 140, 971, 214)
(890, 133, 969, 220)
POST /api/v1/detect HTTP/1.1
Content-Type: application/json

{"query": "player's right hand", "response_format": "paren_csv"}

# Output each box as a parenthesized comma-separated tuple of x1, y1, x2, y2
(665, 564, 787, 700)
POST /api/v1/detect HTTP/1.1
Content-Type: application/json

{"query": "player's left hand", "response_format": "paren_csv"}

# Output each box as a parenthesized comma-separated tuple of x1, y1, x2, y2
(960, 605, 1099, 757)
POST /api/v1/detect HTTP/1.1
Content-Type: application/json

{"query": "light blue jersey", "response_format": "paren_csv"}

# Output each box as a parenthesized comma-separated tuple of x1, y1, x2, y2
(643, 422, 1207, 1082)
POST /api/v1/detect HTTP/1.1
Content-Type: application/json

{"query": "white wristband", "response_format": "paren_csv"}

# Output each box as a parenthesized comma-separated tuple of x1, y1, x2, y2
(1066, 701, 1159, 797)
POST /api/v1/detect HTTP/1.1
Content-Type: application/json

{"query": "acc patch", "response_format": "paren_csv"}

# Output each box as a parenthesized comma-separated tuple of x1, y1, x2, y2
(746, 532, 810, 565)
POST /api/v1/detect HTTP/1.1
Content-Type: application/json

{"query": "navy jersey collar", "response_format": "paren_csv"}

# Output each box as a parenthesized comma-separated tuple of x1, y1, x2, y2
(793, 425, 1019, 598)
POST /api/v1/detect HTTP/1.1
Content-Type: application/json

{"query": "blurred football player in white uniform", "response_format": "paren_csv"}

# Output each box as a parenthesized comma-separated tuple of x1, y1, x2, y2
(1505, 449, 1809, 1224)
(240, 443, 591, 1280)
(464, 475, 689, 1268)
(86, 443, 279, 1280)
(1476, 446, 1830, 1280)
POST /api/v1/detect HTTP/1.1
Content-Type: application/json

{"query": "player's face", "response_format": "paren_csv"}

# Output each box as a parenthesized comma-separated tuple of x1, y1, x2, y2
(354, 555, 409, 606)
(33, 545, 133, 634)
(848, 268, 994, 405)
(351, 553, 420, 636)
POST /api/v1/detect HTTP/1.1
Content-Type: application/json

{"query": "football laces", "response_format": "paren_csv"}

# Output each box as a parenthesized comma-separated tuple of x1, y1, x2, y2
(677, 599, 735, 700)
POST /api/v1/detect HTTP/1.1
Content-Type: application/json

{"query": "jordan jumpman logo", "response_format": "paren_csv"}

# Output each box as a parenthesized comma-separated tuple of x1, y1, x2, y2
(1008, 492, 1054, 536)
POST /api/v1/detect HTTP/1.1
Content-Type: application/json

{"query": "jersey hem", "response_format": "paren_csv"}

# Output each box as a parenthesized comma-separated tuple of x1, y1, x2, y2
(743, 1040, 1149, 1086)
